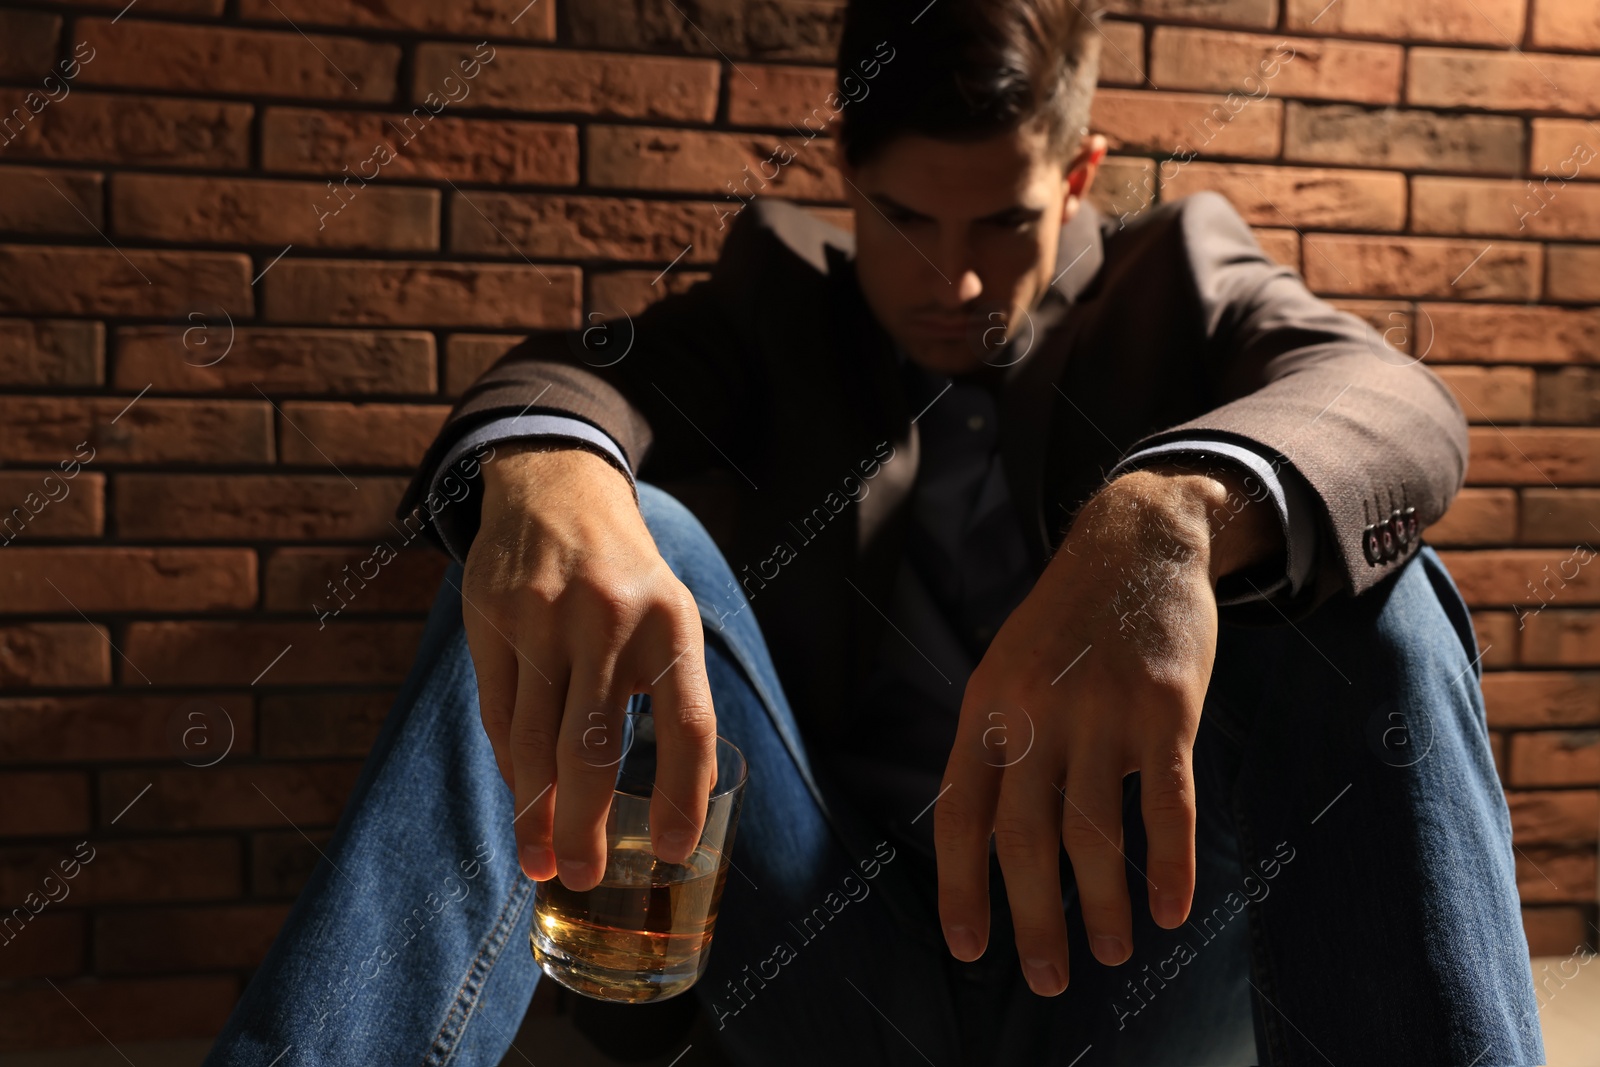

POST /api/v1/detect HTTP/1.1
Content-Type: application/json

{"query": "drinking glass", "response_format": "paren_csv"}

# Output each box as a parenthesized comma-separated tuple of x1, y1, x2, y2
(530, 709, 748, 1003)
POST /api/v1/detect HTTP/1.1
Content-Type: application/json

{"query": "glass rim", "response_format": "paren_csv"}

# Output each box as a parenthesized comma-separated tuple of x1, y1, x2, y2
(611, 718, 748, 802)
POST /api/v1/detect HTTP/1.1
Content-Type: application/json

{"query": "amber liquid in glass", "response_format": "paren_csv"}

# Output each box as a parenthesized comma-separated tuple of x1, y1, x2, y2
(530, 835, 730, 1002)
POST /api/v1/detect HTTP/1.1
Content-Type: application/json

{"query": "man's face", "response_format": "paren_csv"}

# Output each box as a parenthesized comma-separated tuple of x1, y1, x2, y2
(836, 126, 1107, 377)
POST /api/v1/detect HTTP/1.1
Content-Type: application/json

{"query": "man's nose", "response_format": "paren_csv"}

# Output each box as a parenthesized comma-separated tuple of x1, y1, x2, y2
(932, 236, 983, 308)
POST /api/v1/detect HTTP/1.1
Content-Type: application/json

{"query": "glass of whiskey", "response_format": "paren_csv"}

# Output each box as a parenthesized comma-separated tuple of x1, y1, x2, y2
(530, 709, 748, 1003)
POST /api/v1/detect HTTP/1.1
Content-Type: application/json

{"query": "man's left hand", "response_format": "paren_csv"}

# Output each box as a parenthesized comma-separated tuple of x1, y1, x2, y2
(933, 462, 1283, 996)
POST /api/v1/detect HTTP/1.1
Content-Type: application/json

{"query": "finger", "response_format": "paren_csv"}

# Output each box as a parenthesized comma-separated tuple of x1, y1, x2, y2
(1139, 740, 1196, 929)
(551, 649, 632, 892)
(463, 607, 519, 792)
(1060, 757, 1134, 968)
(993, 768, 1072, 996)
(640, 603, 717, 867)
(507, 648, 566, 883)
(934, 713, 1005, 964)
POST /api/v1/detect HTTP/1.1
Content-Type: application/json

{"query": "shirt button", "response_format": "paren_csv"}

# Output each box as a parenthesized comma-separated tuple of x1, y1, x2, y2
(967, 414, 986, 431)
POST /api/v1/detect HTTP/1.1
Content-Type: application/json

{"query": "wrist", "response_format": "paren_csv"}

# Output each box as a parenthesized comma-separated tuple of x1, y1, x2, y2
(481, 442, 634, 517)
(1103, 463, 1282, 588)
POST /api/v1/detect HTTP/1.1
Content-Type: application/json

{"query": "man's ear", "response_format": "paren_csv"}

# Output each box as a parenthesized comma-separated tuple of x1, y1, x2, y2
(1064, 133, 1109, 206)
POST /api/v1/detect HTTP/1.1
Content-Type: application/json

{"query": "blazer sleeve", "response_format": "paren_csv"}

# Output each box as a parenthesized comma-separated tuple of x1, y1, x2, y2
(394, 221, 766, 554)
(1123, 190, 1470, 620)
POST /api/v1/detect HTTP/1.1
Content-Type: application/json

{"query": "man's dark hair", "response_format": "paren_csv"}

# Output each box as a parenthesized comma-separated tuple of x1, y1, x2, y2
(835, 0, 1103, 169)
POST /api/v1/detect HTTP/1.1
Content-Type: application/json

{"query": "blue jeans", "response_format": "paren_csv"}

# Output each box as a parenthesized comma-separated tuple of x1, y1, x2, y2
(206, 484, 1543, 1066)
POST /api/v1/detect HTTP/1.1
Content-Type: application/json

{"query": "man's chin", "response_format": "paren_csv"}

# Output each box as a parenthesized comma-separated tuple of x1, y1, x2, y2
(898, 336, 989, 377)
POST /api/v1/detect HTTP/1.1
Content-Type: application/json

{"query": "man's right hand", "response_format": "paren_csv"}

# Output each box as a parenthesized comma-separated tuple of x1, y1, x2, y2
(464, 443, 718, 891)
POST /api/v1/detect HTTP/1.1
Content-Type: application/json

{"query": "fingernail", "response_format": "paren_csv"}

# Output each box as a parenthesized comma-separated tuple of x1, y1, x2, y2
(660, 830, 695, 858)
(945, 923, 981, 961)
(1024, 957, 1063, 995)
(1093, 934, 1129, 965)
(518, 843, 553, 879)
(557, 859, 591, 887)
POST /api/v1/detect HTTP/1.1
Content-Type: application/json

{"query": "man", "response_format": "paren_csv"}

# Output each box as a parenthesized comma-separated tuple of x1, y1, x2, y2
(207, 0, 1544, 1063)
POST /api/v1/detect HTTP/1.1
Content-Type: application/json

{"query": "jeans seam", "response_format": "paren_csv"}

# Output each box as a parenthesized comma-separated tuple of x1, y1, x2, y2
(420, 874, 535, 1067)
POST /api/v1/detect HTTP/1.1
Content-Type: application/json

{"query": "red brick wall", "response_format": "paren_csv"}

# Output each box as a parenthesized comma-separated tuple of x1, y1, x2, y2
(0, 0, 1596, 1051)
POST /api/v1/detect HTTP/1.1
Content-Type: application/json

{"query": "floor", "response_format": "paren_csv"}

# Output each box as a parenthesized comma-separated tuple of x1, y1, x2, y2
(1, 956, 1595, 1066)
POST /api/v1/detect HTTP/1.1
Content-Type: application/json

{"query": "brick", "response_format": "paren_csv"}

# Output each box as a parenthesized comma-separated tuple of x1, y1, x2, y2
(1413, 175, 1600, 240)
(1426, 488, 1517, 546)
(0, 623, 109, 688)
(1100, 0, 1276, 27)
(1251, 228, 1299, 269)
(0, 837, 240, 906)
(448, 192, 730, 264)
(31, 0, 222, 12)
(1162, 162, 1405, 231)
(239, 0, 554, 40)
(1515, 845, 1598, 903)
(1469, 429, 1600, 485)
(1522, 489, 1600, 546)
(258, 689, 396, 757)
(1284, 0, 1525, 44)
(251, 829, 329, 896)
(263, 546, 447, 614)
(444, 333, 523, 396)
(0, 548, 256, 613)
(277, 402, 448, 468)
(261, 107, 577, 185)
(1090, 89, 1282, 158)
(1409, 48, 1600, 117)
(0, 91, 252, 169)
(100, 763, 361, 830)
(1432, 366, 1534, 424)
(727, 63, 834, 128)
(0, 913, 84, 980)
(1284, 102, 1522, 177)
(1523, 611, 1600, 667)
(0, 471, 104, 541)
(1093, 157, 1157, 225)
(1489, 729, 1507, 782)
(263, 260, 579, 330)
(1420, 304, 1600, 364)
(114, 327, 435, 396)
(76, 18, 398, 101)
(0, 319, 102, 387)
(588, 271, 711, 319)
(96, 903, 291, 975)
(0, 167, 101, 236)
(1438, 549, 1599, 607)
(0, 397, 271, 465)
(1151, 29, 1400, 104)
(0, 247, 252, 318)
(114, 474, 410, 541)
(1524, 906, 1594, 956)
(1302, 235, 1539, 301)
(0, 773, 89, 836)
(566, 0, 839, 61)
(112, 174, 439, 251)
(123, 620, 425, 685)
(0, 976, 237, 1050)
(415, 43, 717, 122)
(1530, 121, 1600, 180)
(1532, 0, 1600, 50)
(1483, 672, 1600, 728)
(587, 125, 842, 199)
(1510, 731, 1600, 787)
(1098, 21, 1146, 87)
(0, 11, 61, 79)
(1537, 368, 1600, 426)
(0, 692, 255, 763)
(1547, 245, 1600, 304)
(1472, 612, 1519, 668)
(1509, 790, 1600, 845)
